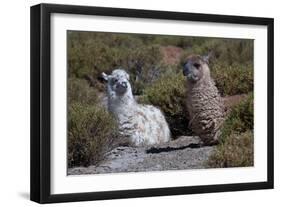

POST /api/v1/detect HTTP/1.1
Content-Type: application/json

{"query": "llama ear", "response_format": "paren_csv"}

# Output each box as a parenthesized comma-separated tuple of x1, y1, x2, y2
(101, 72, 109, 82)
(126, 73, 130, 81)
(202, 54, 210, 64)
(202, 51, 214, 64)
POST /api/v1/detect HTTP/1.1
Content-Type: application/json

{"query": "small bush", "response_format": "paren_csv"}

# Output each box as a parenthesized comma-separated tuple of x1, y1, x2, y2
(68, 78, 99, 105)
(207, 130, 254, 168)
(68, 103, 119, 167)
(211, 63, 253, 96)
(140, 72, 191, 137)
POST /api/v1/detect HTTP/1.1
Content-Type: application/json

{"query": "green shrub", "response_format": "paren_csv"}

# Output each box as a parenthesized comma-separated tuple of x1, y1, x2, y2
(68, 31, 254, 97)
(144, 35, 208, 48)
(68, 31, 169, 94)
(211, 63, 253, 96)
(68, 78, 99, 105)
(68, 103, 119, 167)
(220, 93, 254, 142)
(207, 130, 254, 168)
(123, 45, 166, 95)
(214, 39, 253, 66)
(184, 38, 254, 66)
(140, 72, 190, 137)
(68, 35, 127, 79)
(207, 93, 254, 168)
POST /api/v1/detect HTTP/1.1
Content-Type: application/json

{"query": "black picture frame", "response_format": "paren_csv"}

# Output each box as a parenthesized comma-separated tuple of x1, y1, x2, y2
(30, 3, 274, 204)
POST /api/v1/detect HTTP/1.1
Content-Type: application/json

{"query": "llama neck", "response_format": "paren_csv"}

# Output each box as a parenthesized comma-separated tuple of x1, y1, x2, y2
(187, 75, 212, 91)
(108, 89, 136, 116)
(186, 76, 219, 102)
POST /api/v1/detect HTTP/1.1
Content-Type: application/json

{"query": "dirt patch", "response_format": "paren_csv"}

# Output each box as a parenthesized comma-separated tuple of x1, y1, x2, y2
(161, 46, 183, 65)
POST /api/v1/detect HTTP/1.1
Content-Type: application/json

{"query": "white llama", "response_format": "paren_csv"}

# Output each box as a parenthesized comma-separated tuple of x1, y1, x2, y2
(102, 69, 171, 146)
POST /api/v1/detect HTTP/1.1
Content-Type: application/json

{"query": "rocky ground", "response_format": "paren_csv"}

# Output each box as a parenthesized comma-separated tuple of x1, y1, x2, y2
(68, 136, 215, 175)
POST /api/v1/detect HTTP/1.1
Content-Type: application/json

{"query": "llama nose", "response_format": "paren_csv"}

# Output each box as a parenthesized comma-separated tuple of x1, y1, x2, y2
(121, 81, 127, 88)
(183, 63, 190, 76)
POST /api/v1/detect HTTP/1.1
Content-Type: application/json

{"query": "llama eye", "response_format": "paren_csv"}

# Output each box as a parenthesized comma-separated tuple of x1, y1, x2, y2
(112, 78, 118, 83)
(193, 63, 200, 69)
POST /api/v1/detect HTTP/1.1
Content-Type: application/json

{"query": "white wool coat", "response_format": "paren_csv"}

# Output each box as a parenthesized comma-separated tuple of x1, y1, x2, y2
(106, 69, 171, 146)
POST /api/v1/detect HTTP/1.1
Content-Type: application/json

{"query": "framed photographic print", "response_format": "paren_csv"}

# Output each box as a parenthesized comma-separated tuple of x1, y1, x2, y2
(30, 3, 274, 203)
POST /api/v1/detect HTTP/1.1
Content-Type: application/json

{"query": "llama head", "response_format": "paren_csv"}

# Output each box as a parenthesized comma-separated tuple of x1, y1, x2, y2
(182, 54, 211, 83)
(102, 69, 132, 96)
